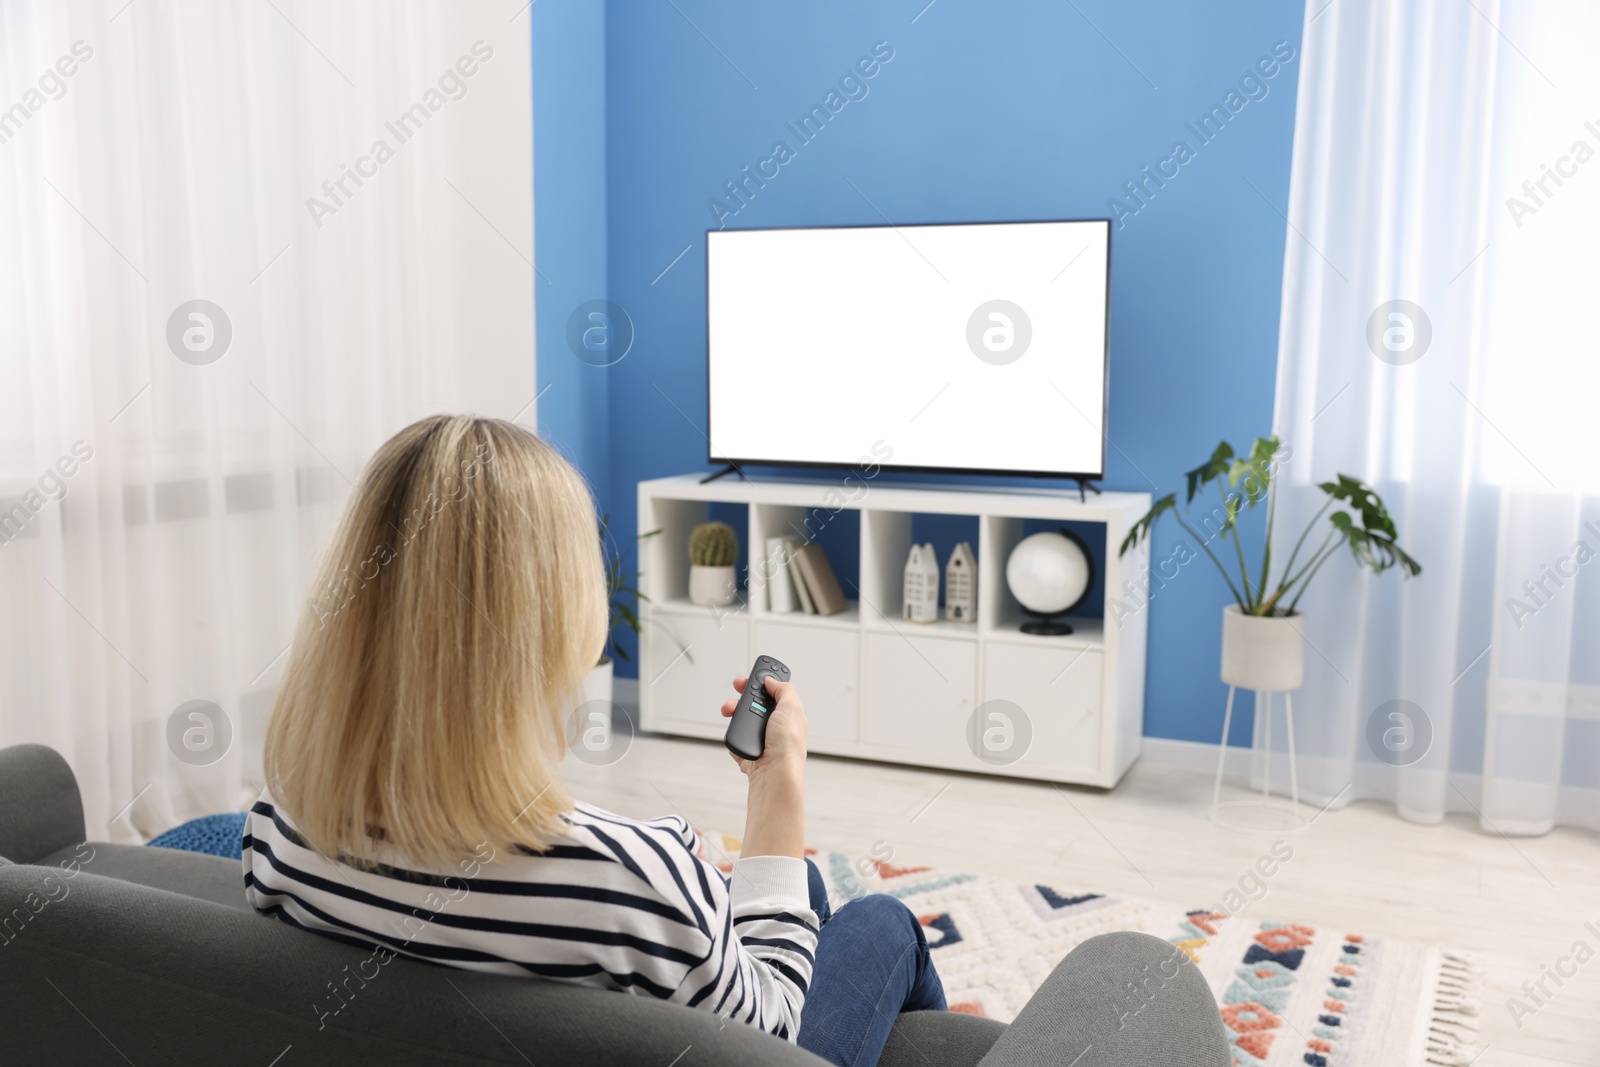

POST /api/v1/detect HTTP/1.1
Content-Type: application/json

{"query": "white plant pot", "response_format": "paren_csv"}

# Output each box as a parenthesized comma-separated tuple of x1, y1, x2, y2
(1219, 605, 1305, 691)
(689, 565, 737, 607)
(583, 659, 614, 707)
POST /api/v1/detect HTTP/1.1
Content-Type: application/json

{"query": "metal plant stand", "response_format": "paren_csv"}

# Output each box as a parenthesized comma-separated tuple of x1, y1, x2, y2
(1210, 686, 1310, 835)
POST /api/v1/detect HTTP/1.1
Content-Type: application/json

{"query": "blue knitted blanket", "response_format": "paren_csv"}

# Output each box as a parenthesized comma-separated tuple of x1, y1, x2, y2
(147, 812, 248, 860)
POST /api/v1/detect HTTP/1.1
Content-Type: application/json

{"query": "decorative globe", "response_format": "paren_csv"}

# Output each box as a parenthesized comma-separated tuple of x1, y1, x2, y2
(1006, 532, 1091, 616)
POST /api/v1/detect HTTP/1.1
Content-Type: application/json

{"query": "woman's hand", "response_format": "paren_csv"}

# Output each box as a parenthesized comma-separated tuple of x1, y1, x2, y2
(720, 675, 808, 779)
(722, 675, 807, 860)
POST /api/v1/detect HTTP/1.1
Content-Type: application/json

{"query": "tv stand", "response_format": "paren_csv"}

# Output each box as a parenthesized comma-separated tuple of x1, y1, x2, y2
(635, 474, 1150, 788)
(699, 464, 747, 484)
(1072, 478, 1102, 503)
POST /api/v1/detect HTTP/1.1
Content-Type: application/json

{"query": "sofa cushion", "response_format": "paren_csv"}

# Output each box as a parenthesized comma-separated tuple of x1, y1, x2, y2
(38, 841, 252, 912)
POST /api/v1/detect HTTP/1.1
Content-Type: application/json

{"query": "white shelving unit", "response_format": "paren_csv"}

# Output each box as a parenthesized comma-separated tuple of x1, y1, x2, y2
(636, 475, 1150, 788)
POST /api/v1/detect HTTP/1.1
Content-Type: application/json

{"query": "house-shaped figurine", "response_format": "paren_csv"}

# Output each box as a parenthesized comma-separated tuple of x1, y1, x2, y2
(903, 543, 939, 623)
(945, 541, 976, 622)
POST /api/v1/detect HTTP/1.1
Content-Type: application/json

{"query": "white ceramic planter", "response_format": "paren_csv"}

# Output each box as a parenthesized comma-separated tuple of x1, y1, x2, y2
(689, 565, 737, 607)
(1220, 605, 1305, 691)
(583, 659, 614, 707)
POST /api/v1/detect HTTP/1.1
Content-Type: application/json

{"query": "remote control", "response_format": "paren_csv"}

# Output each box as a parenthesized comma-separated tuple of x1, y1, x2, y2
(724, 655, 791, 761)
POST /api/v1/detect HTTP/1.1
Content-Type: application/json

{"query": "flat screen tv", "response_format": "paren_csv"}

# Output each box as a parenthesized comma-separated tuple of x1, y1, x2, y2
(706, 219, 1110, 480)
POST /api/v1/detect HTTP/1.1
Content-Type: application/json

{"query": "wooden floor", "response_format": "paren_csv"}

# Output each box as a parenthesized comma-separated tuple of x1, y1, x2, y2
(563, 729, 1600, 1067)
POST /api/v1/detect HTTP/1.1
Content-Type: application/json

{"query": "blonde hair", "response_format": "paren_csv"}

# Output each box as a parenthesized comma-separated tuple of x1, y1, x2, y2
(264, 415, 606, 868)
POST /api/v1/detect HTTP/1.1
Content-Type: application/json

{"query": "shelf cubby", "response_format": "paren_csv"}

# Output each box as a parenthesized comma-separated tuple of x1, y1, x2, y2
(860, 510, 982, 633)
(637, 497, 749, 606)
(979, 514, 1108, 647)
(748, 503, 859, 623)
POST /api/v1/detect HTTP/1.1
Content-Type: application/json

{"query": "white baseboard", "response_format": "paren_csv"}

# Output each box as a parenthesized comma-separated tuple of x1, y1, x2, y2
(1139, 735, 1253, 775)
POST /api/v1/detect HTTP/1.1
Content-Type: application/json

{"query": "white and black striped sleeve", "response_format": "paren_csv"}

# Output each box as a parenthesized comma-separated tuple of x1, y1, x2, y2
(670, 851, 817, 1041)
(576, 808, 818, 1041)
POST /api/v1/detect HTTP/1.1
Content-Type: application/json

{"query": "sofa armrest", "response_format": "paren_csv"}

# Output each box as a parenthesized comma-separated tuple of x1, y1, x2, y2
(0, 745, 86, 864)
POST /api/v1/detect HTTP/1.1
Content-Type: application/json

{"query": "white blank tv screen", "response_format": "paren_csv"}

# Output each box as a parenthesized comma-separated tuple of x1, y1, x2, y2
(706, 220, 1109, 478)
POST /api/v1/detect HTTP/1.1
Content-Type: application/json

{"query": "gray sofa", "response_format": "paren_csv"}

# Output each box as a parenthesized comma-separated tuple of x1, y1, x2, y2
(0, 744, 1230, 1065)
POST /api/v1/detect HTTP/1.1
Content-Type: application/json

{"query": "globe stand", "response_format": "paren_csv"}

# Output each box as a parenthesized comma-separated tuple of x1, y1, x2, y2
(1019, 609, 1074, 636)
(1007, 527, 1096, 637)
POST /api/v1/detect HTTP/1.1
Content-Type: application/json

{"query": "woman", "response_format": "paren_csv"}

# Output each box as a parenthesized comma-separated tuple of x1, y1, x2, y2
(245, 414, 1232, 1067)
(244, 415, 942, 1065)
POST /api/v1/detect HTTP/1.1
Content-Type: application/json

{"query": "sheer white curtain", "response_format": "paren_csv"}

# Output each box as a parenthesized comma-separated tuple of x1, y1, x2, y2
(0, 1, 535, 842)
(1272, 0, 1599, 834)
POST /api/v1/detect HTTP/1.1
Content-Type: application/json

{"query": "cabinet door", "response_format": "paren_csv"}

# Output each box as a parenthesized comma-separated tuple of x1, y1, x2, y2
(862, 633, 978, 760)
(755, 621, 859, 745)
(644, 610, 750, 736)
(982, 642, 1103, 775)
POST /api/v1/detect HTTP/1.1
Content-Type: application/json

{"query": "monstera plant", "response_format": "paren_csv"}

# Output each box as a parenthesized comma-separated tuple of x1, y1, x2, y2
(1119, 436, 1422, 617)
(1124, 436, 1423, 826)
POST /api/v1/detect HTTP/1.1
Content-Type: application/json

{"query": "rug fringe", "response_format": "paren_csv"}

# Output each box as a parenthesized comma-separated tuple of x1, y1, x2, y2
(1420, 951, 1486, 1066)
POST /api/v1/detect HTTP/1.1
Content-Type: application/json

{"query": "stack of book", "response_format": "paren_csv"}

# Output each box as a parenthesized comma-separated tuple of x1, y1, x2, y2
(763, 537, 848, 616)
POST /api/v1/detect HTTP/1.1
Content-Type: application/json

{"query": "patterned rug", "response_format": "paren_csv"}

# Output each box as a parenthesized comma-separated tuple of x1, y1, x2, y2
(698, 834, 1484, 1067)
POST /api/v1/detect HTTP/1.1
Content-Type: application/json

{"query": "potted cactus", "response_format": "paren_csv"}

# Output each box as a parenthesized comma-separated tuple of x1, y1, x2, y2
(688, 521, 739, 607)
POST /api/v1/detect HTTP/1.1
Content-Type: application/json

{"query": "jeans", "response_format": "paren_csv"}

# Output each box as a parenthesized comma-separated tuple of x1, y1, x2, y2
(795, 858, 947, 1067)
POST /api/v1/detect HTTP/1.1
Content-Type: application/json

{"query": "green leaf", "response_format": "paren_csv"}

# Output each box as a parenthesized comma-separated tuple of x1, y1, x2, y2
(1184, 441, 1235, 504)
(1319, 475, 1397, 538)
(1120, 493, 1177, 556)
(1342, 524, 1422, 577)
(1227, 435, 1278, 509)
(1317, 478, 1421, 582)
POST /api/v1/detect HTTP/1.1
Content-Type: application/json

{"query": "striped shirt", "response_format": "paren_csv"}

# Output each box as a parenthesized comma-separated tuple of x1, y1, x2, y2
(242, 792, 818, 1040)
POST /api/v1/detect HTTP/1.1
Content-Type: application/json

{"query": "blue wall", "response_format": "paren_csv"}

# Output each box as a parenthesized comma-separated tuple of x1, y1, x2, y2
(536, 0, 1307, 746)
(532, 0, 610, 489)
